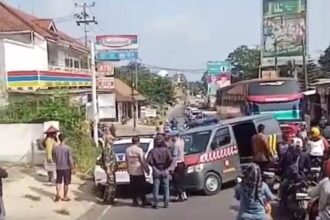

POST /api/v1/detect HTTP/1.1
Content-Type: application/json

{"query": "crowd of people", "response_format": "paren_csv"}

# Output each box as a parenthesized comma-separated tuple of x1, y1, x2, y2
(97, 122, 187, 209)
(235, 122, 330, 220)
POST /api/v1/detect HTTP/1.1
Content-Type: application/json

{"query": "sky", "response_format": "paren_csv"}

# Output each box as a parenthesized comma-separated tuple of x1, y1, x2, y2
(7, 0, 330, 81)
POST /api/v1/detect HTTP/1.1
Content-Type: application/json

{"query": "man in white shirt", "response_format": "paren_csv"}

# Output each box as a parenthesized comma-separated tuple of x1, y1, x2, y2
(126, 136, 150, 206)
(170, 133, 187, 202)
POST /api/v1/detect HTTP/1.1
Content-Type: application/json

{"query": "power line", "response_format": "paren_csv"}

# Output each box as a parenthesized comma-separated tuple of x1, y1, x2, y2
(74, 2, 98, 46)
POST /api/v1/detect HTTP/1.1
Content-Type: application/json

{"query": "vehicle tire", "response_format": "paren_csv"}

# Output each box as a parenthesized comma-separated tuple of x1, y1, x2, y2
(203, 172, 222, 196)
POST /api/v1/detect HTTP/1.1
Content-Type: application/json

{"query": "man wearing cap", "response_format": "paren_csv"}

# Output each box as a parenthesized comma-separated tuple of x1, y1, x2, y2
(101, 134, 117, 205)
(147, 135, 173, 208)
(44, 126, 59, 182)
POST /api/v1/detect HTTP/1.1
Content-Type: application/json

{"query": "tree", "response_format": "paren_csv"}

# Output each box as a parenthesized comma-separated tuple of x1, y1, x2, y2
(226, 45, 261, 80)
(319, 45, 330, 74)
(298, 59, 320, 90)
(115, 63, 175, 105)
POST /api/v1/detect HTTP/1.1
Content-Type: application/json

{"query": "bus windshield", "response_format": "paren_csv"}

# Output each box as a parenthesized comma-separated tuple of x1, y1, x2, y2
(248, 80, 300, 96)
(183, 130, 211, 155)
(250, 99, 302, 112)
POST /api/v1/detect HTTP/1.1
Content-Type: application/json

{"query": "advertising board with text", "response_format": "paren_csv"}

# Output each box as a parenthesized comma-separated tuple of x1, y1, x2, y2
(207, 61, 231, 75)
(95, 35, 138, 61)
(207, 73, 231, 96)
(261, 0, 307, 67)
(96, 77, 115, 90)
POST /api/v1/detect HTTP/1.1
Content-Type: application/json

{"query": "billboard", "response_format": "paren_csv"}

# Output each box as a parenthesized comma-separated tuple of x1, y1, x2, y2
(207, 61, 231, 75)
(261, 0, 307, 67)
(207, 73, 231, 96)
(95, 35, 138, 61)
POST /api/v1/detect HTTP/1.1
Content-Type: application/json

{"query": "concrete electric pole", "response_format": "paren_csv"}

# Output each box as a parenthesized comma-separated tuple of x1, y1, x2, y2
(75, 2, 98, 46)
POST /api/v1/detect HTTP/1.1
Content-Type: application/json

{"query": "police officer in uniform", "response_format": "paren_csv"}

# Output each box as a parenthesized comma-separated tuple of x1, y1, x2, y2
(101, 133, 117, 205)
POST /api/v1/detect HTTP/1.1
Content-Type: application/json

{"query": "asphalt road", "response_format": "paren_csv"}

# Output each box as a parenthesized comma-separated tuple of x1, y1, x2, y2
(79, 104, 287, 220)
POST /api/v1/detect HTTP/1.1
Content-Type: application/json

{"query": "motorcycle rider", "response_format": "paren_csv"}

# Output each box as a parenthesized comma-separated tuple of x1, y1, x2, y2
(280, 140, 311, 206)
(307, 127, 326, 167)
(170, 118, 178, 130)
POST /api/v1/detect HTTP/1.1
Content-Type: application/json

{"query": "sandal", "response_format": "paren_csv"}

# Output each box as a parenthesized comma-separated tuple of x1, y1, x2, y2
(62, 197, 71, 202)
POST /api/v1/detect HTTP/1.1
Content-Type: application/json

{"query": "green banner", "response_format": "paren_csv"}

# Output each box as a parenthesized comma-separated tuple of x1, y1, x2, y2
(261, 0, 307, 67)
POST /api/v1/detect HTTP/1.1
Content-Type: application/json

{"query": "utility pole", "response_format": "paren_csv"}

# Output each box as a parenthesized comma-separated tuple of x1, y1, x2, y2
(130, 67, 136, 131)
(90, 41, 98, 146)
(75, 2, 98, 46)
(274, 38, 278, 75)
(133, 61, 138, 131)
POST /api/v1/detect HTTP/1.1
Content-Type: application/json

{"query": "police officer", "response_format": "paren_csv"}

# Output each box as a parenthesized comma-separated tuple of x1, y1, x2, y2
(101, 134, 117, 205)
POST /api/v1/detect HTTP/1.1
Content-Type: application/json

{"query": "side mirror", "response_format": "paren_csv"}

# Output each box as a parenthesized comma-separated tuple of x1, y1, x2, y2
(211, 142, 217, 150)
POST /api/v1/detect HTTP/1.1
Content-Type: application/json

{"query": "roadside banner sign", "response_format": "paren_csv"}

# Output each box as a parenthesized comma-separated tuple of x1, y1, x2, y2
(95, 35, 138, 61)
(261, 0, 307, 67)
(96, 62, 114, 76)
(96, 77, 115, 90)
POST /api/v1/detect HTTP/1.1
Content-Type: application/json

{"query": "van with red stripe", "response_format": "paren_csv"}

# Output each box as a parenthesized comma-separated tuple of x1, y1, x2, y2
(182, 115, 282, 195)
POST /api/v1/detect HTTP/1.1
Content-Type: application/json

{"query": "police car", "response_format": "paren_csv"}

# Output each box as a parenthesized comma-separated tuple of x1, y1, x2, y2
(94, 136, 154, 187)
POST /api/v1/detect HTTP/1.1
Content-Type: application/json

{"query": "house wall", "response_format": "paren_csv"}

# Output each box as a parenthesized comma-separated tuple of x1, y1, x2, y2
(48, 42, 87, 69)
(3, 36, 48, 72)
(0, 123, 45, 165)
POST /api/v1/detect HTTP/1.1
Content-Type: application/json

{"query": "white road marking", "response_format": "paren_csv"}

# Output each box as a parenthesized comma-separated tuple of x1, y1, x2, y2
(97, 205, 112, 220)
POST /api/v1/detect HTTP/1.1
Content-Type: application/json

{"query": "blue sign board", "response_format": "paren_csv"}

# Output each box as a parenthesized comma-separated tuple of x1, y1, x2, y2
(96, 50, 138, 61)
(207, 61, 231, 75)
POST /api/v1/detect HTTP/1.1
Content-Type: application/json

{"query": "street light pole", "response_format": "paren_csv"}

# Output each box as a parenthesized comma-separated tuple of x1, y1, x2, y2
(90, 41, 98, 146)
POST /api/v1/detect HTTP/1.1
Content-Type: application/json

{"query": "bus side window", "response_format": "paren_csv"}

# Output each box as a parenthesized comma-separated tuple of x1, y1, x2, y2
(211, 127, 231, 149)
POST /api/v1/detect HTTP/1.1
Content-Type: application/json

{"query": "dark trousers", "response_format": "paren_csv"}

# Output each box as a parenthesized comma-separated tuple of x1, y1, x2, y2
(173, 162, 186, 194)
(130, 175, 147, 203)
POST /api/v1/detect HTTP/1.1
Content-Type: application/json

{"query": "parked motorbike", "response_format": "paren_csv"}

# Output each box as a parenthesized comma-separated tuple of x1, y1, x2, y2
(286, 180, 311, 220)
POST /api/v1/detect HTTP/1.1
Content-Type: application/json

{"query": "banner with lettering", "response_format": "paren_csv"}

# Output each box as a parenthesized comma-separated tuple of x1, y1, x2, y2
(261, 0, 307, 67)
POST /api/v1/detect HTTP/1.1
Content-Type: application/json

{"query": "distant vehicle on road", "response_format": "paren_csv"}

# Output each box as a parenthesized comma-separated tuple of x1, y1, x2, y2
(216, 78, 306, 129)
(94, 136, 154, 187)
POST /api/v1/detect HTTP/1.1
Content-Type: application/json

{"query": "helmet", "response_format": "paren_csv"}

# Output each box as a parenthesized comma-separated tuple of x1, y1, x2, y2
(311, 127, 321, 138)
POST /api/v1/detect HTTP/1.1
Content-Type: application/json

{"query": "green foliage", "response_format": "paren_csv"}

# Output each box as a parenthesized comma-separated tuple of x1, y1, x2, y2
(0, 96, 97, 172)
(115, 63, 175, 105)
(319, 45, 330, 73)
(298, 60, 320, 90)
(226, 45, 261, 80)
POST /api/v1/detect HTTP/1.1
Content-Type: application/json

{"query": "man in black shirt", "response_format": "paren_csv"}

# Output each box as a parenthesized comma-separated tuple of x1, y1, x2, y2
(147, 135, 173, 209)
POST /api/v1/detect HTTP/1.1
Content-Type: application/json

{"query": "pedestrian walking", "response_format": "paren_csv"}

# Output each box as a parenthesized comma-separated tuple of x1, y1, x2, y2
(43, 126, 59, 182)
(170, 132, 187, 202)
(52, 133, 74, 202)
(147, 135, 173, 209)
(0, 167, 8, 219)
(126, 136, 150, 207)
(101, 135, 117, 205)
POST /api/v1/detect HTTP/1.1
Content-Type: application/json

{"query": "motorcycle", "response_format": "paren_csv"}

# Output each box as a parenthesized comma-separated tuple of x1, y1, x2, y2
(262, 169, 281, 194)
(286, 180, 311, 220)
(309, 156, 323, 184)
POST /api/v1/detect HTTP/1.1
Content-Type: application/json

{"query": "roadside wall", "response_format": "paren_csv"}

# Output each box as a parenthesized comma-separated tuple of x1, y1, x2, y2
(0, 123, 45, 164)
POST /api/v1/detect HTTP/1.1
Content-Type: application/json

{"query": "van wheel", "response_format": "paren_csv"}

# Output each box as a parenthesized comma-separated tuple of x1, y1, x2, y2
(203, 172, 221, 196)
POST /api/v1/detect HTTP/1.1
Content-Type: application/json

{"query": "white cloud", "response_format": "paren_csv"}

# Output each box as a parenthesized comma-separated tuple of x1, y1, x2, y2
(145, 14, 211, 45)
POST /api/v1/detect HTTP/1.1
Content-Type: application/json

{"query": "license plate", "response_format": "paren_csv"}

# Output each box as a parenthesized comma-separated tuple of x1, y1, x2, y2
(296, 192, 310, 200)
(311, 167, 321, 172)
